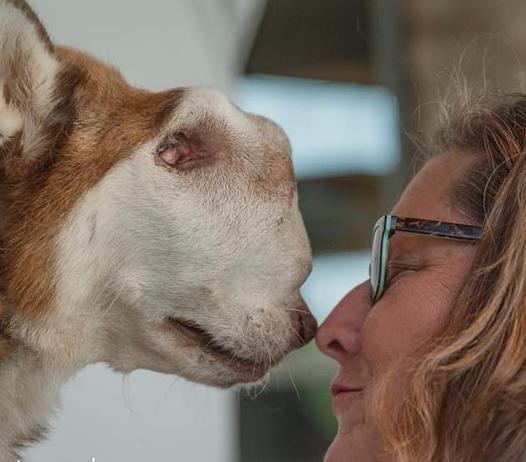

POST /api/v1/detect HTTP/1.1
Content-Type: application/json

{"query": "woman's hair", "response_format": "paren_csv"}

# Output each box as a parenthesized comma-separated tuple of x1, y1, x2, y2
(375, 94, 526, 462)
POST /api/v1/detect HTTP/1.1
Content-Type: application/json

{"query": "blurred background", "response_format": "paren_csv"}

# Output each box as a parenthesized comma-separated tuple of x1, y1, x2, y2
(23, 1, 526, 461)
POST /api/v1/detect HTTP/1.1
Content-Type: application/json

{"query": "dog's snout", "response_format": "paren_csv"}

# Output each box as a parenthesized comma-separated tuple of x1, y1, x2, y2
(290, 297, 318, 349)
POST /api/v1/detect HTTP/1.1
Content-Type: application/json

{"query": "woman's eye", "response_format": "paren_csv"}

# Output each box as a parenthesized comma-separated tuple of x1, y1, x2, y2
(386, 267, 416, 288)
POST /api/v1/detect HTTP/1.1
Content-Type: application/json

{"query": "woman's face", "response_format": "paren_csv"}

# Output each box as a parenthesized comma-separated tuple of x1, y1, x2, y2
(316, 150, 480, 462)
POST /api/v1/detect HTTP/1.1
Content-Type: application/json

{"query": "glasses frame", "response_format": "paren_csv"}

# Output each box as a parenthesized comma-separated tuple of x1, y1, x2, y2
(370, 215, 483, 303)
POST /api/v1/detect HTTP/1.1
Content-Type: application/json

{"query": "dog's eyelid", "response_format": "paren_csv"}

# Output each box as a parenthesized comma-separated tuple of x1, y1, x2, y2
(156, 131, 184, 152)
(156, 144, 172, 154)
(154, 131, 202, 167)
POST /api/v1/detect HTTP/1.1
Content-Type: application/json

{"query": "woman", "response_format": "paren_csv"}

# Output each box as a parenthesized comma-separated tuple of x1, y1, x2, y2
(316, 95, 526, 462)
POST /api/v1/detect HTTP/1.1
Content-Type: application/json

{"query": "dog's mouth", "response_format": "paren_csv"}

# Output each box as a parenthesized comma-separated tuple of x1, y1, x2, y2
(165, 317, 269, 376)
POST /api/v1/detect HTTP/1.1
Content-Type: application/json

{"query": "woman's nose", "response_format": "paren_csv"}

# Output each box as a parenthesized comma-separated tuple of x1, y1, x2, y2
(315, 280, 371, 363)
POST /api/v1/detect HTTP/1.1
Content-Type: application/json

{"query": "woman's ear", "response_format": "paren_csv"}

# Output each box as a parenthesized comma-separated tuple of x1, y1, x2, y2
(0, 0, 63, 175)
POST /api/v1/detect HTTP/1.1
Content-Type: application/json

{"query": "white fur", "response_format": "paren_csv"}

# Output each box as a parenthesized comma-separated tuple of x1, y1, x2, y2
(0, 347, 69, 461)
(0, 4, 314, 457)
(173, 88, 254, 133)
(0, 87, 312, 457)
(0, 82, 23, 143)
(0, 1, 60, 158)
(50, 100, 311, 381)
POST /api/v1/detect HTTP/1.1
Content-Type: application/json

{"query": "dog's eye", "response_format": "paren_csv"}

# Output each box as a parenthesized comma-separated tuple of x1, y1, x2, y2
(155, 133, 195, 166)
(156, 143, 178, 165)
(156, 144, 172, 154)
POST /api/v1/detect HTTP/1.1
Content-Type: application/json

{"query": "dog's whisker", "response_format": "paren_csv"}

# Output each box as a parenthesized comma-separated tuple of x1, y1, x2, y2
(286, 361, 301, 400)
(288, 324, 304, 345)
(101, 288, 123, 318)
(0, 1, 318, 454)
(120, 374, 140, 418)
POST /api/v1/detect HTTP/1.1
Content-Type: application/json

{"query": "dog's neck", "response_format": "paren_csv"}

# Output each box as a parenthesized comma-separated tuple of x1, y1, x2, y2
(0, 340, 66, 461)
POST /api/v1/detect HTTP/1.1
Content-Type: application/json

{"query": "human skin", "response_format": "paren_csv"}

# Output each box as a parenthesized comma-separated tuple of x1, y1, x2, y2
(316, 150, 480, 461)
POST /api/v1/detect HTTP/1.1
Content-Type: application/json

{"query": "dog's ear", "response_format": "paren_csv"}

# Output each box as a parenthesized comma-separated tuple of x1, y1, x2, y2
(0, 0, 64, 176)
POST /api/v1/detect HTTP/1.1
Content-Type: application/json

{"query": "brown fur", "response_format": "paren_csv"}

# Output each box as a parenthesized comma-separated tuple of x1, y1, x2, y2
(1, 44, 295, 328)
(0, 340, 10, 362)
(245, 114, 295, 201)
(0, 2, 313, 459)
(1, 47, 183, 321)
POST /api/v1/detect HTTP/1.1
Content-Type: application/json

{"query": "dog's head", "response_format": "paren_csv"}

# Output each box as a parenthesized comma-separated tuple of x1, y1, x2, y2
(0, 0, 316, 387)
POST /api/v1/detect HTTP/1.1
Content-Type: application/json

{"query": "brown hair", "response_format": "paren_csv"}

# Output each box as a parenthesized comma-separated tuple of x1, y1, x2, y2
(376, 94, 526, 461)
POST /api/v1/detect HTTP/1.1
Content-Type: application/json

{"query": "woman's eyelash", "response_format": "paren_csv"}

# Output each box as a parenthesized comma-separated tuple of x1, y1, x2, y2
(387, 262, 421, 272)
(386, 263, 420, 284)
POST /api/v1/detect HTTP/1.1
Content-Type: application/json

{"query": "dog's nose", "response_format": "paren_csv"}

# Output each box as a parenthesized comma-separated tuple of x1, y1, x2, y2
(289, 297, 318, 349)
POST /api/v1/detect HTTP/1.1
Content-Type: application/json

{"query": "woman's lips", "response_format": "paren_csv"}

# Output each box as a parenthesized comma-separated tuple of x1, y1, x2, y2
(330, 383, 364, 396)
(331, 382, 366, 422)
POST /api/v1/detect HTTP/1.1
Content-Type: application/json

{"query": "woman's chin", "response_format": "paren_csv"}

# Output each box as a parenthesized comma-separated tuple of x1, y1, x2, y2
(324, 439, 347, 462)
(324, 424, 382, 462)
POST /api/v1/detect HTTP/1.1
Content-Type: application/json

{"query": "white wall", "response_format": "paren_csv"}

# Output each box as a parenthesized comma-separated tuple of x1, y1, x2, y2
(22, 1, 265, 461)
(31, 0, 265, 93)
(25, 365, 237, 462)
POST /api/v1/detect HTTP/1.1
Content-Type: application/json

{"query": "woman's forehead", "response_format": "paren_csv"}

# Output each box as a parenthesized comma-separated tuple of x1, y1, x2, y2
(391, 150, 478, 224)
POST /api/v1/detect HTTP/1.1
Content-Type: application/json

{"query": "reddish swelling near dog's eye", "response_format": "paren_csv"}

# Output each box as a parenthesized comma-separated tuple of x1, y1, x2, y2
(0, 0, 317, 459)
(317, 95, 526, 461)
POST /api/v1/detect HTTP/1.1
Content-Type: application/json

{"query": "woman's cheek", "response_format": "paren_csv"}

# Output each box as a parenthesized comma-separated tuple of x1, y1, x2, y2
(361, 272, 453, 376)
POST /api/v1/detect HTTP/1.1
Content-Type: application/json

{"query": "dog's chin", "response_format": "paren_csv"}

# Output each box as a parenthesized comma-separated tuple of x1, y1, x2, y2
(159, 316, 278, 387)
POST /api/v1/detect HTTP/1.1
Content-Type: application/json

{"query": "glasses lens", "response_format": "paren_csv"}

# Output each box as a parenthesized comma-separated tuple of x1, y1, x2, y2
(370, 218, 384, 301)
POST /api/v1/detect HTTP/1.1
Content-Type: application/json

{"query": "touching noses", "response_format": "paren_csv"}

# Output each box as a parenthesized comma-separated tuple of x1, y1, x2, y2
(315, 281, 371, 363)
(289, 296, 318, 349)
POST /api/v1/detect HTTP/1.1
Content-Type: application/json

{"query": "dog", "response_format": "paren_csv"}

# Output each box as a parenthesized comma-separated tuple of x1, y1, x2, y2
(0, 0, 317, 458)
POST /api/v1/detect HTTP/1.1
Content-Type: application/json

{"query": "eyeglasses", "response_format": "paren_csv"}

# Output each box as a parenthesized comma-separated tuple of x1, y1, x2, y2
(369, 215, 482, 303)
